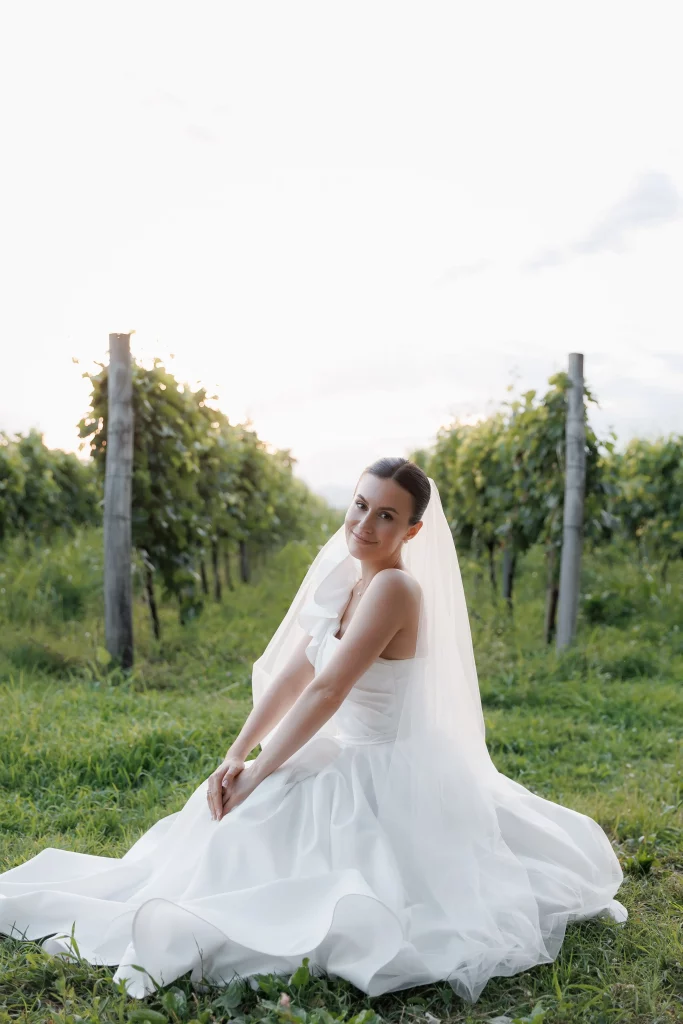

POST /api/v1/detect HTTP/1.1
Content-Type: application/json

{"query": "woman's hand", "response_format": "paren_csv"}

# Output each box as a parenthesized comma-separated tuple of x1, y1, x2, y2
(206, 755, 245, 821)
(220, 762, 261, 817)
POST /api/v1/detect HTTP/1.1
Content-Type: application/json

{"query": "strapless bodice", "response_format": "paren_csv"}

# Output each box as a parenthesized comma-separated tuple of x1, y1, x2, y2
(296, 549, 418, 747)
(314, 612, 415, 747)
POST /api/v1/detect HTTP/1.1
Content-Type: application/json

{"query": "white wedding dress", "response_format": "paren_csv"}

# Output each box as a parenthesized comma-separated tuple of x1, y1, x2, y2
(0, 562, 626, 1002)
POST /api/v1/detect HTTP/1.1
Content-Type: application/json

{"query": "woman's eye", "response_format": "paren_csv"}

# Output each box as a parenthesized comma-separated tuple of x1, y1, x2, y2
(355, 500, 392, 521)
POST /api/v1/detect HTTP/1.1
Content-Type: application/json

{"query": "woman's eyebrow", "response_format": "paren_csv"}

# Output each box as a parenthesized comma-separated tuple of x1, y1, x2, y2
(356, 493, 399, 513)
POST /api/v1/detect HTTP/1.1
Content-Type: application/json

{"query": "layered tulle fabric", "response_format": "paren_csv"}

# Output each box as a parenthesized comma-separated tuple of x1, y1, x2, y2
(0, 568, 624, 1002)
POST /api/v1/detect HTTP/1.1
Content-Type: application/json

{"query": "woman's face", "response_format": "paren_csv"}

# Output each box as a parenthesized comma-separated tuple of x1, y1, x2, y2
(344, 472, 423, 562)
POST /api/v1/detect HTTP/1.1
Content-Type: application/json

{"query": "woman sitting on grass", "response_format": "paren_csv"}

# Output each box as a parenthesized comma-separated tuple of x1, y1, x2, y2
(0, 457, 627, 1003)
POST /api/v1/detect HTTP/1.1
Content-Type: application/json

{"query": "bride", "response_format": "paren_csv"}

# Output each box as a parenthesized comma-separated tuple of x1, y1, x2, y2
(0, 457, 627, 1003)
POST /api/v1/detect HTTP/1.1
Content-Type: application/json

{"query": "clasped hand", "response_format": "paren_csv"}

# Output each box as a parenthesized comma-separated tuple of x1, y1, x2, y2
(206, 755, 260, 821)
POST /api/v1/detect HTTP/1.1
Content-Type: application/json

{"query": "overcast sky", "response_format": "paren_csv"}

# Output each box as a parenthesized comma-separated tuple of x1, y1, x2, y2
(1, 1, 682, 505)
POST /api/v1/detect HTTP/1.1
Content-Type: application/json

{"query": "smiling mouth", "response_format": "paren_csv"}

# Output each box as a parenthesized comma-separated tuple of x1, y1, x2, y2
(353, 532, 376, 544)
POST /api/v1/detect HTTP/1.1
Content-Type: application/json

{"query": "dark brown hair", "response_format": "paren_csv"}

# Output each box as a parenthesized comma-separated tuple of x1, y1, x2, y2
(360, 457, 431, 525)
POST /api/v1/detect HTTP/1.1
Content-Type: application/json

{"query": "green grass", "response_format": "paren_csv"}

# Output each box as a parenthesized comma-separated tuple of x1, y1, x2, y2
(0, 531, 681, 1023)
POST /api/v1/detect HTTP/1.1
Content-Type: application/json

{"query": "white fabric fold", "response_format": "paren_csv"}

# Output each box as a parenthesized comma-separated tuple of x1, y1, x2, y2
(297, 552, 358, 666)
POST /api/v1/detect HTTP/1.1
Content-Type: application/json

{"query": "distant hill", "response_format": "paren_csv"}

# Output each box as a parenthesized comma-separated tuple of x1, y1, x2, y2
(312, 482, 352, 510)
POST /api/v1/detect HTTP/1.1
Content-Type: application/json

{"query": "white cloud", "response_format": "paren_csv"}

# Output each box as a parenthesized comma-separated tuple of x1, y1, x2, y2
(525, 172, 683, 270)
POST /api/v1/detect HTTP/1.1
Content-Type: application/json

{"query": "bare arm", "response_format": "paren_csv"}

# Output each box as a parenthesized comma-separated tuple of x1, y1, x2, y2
(208, 633, 318, 819)
(247, 571, 409, 787)
(225, 631, 316, 760)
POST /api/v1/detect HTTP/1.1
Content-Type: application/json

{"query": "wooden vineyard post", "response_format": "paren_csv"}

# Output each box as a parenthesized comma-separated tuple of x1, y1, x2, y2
(104, 332, 134, 667)
(556, 352, 586, 650)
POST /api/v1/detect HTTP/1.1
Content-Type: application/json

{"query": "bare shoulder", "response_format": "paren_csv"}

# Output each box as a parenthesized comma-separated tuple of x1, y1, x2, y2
(368, 567, 422, 604)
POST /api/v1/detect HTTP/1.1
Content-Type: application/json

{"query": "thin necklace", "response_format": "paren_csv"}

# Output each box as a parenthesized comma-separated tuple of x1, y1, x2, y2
(356, 557, 404, 595)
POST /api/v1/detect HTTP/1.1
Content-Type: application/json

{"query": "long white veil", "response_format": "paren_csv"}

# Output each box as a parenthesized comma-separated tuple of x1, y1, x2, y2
(252, 477, 624, 1001)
